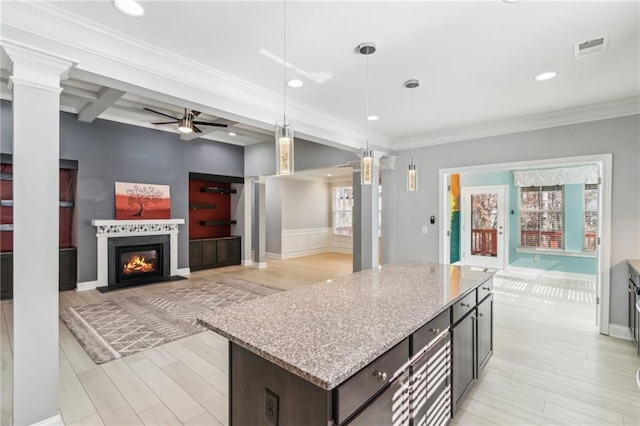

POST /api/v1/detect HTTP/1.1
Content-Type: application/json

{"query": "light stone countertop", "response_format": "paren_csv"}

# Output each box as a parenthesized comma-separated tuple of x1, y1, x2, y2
(629, 259, 640, 276)
(198, 261, 493, 390)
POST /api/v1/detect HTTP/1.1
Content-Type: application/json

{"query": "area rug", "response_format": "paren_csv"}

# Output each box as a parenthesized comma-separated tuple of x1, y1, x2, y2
(59, 277, 281, 364)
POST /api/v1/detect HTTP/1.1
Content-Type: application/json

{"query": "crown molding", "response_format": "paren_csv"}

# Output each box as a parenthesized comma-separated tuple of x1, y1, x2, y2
(0, 1, 395, 151)
(1, 39, 74, 90)
(395, 96, 640, 150)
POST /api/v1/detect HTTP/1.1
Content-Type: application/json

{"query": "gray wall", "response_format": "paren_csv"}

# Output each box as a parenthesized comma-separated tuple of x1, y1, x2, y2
(281, 178, 330, 230)
(392, 115, 640, 327)
(0, 101, 244, 282)
(265, 177, 282, 254)
(245, 138, 358, 176)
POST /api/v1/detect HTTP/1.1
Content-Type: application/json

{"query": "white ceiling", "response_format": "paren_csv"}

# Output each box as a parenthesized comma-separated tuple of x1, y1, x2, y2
(2, 1, 639, 150)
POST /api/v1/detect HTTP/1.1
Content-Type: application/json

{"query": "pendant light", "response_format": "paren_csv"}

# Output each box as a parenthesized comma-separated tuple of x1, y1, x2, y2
(275, 0, 294, 175)
(404, 79, 419, 192)
(358, 42, 376, 185)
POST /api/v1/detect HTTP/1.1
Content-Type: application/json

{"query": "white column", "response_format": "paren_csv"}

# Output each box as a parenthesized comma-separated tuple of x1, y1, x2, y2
(4, 42, 73, 426)
(353, 151, 383, 272)
(254, 177, 267, 268)
(380, 156, 397, 265)
(232, 178, 253, 266)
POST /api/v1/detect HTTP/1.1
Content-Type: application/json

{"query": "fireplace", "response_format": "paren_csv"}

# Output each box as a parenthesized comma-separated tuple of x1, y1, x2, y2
(117, 244, 163, 284)
(108, 235, 170, 288)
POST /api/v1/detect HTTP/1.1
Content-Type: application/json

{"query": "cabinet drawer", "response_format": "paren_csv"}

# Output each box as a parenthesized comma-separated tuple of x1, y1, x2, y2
(411, 309, 450, 356)
(335, 338, 409, 425)
(477, 278, 493, 303)
(452, 292, 476, 325)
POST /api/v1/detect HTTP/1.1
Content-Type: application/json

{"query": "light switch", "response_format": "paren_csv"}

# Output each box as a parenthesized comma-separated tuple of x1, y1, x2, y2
(422, 226, 428, 234)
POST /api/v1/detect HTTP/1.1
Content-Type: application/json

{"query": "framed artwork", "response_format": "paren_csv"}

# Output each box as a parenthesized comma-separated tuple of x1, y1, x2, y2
(115, 182, 171, 220)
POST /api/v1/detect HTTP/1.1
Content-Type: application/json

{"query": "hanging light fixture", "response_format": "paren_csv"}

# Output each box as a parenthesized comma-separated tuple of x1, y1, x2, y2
(357, 42, 376, 185)
(404, 79, 419, 191)
(275, 0, 294, 175)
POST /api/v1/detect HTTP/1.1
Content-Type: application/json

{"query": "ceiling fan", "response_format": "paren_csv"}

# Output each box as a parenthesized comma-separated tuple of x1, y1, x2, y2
(143, 107, 228, 134)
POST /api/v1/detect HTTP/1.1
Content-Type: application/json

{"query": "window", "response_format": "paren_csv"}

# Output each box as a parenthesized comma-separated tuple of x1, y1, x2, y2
(584, 183, 598, 251)
(332, 186, 353, 236)
(519, 185, 564, 249)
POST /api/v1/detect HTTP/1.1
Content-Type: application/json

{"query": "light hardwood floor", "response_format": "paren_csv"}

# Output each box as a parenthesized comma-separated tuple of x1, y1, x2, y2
(1, 254, 639, 425)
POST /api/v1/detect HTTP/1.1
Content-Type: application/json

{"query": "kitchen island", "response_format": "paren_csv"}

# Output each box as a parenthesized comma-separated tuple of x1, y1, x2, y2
(199, 261, 494, 425)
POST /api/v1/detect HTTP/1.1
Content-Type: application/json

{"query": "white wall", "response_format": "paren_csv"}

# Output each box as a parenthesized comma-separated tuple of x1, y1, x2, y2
(391, 115, 640, 327)
(281, 179, 330, 230)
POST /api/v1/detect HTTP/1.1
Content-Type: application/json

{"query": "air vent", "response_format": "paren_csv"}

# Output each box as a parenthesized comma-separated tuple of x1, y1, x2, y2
(574, 34, 609, 59)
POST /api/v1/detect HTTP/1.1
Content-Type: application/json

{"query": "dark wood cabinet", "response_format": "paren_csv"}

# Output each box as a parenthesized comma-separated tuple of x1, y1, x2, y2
(411, 332, 451, 426)
(346, 370, 410, 426)
(189, 237, 241, 271)
(0, 247, 78, 299)
(59, 247, 77, 291)
(452, 278, 494, 414)
(477, 294, 494, 370)
(452, 310, 475, 410)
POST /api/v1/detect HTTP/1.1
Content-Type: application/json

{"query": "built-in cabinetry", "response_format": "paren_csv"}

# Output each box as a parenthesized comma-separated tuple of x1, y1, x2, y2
(0, 155, 78, 298)
(452, 280, 493, 412)
(629, 263, 639, 355)
(188, 172, 243, 271)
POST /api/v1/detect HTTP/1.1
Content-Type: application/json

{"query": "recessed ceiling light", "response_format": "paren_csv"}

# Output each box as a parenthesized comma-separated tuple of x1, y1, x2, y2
(534, 72, 557, 81)
(286, 79, 303, 88)
(503, 0, 521, 3)
(327, 174, 332, 177)
(367, 115, 379, 121)
(228, 132, 237, 136)
(113, 0, 145, 17)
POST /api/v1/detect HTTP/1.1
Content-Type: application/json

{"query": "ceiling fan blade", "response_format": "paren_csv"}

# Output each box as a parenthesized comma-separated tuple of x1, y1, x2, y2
(152, 121, 178, 125)
(191, 110, 202, 118)
(193, 121, 228, 127)
(143, 107, 179, 120)
(193, 125, 203, 133)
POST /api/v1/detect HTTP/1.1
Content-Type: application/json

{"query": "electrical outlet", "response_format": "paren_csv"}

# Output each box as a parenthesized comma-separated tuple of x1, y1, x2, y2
(422, 226, 428, 234)
(265, 388, 279, 425)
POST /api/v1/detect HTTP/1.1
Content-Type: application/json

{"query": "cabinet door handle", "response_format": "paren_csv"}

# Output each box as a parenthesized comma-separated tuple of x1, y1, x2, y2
(482, 286, 491, 291)
(374, 371, 387, 381)
(461, 303, 470, 308)
(414, 373, 423, 382)
(430, 327, 440, 334)
(477, 313, 484, 318)
(630, 287, 634, 293)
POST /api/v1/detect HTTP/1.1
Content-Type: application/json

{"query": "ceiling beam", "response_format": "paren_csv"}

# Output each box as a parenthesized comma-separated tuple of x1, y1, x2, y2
(77, 87, 125, 123)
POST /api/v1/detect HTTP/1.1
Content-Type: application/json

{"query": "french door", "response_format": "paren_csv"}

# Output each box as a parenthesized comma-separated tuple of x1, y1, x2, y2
(460, 186, 507, 270)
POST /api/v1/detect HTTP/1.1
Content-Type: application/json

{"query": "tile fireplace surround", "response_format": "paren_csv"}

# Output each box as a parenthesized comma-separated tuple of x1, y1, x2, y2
(89, 219, 185, 290)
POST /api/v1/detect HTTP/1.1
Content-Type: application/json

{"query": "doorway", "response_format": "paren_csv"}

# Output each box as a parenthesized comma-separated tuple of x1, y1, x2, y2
(460, 186, 508, 270)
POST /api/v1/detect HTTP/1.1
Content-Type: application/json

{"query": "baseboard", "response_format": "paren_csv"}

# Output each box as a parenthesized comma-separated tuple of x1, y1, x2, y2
(608, 324, 632, 340)
(241, 259, 253, 266)
(328, 247, 353, 255)
(503, 266, 595, 282)
(254, 262, 267, 269)
(32, 413, 63, 426)
(280, 248, 329, 259)
(266, 252, 283, 260)
(176, 267, 191, 275)
(76, 280, 98, 291)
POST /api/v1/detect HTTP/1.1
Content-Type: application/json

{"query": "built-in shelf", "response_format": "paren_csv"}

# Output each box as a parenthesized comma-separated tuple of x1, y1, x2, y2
(200, 187, 237, 194)
(200, 220, 237, 226)
(0, 224, 14, 231)
(0, 200, 75, 208)
(189, 203, 217, 210)
(0, 174, 12, 181)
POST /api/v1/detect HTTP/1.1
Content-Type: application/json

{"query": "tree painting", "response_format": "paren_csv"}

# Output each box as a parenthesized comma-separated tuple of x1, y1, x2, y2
(115, 182, 171, 220)
(126, 184, 164, 216)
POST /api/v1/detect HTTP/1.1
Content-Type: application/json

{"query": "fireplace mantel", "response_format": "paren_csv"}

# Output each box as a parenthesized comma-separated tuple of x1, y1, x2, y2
(90, 219, 185, 289)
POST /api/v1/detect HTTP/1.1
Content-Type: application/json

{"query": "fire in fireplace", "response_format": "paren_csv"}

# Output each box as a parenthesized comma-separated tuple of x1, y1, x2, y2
(107, 235, 171, 289)
(116, 244, 163, 285)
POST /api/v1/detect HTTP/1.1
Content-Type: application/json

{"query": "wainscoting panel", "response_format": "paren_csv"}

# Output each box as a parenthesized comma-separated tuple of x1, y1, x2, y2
(278, 228, 331, 259)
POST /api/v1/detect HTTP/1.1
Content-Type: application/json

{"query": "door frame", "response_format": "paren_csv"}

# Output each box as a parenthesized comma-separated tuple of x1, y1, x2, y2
(460, 185, 508, 270)
(438, 153, 612, 335)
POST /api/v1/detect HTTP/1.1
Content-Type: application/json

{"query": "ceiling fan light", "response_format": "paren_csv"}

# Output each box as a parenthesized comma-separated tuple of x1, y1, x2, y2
(113, 0, 145, 17)
(178, 118, 193, 134)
